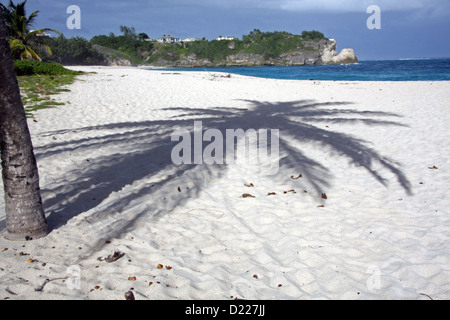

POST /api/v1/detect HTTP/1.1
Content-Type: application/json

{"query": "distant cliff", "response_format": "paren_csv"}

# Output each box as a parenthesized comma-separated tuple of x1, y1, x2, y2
(86, 30, 358, 68)
(147, 39, 358, 68)
(91, 44, 137, 67)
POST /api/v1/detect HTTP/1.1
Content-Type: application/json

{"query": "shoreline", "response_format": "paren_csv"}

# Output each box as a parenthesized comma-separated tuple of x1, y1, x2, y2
(79, 64, 450, 83)
(66, 57, 450, 82)
(1, 66, 449, 300)
(139, 57, 450, 82)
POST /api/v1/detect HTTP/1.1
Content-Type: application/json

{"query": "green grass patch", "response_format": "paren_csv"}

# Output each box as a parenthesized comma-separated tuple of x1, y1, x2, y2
(14, 60, 84, 76)
(14, 61, 84, 117)
(18, 74, 80, 118)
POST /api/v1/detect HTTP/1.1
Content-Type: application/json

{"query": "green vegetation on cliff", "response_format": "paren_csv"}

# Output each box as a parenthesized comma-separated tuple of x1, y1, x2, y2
(144, 29, 328, 65)
(39, 28, 329, 66)
(90, 33, 154, 64)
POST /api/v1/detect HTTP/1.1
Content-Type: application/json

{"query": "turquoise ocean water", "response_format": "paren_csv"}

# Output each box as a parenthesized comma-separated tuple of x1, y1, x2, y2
(155, 58, 450, 81)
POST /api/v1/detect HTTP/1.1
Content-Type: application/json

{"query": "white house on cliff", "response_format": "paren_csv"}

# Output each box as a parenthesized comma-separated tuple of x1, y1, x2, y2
(157, 35, 181, 43)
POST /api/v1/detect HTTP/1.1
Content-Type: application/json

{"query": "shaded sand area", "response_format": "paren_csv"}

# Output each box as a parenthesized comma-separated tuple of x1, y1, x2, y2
(0, 66, 449, 299)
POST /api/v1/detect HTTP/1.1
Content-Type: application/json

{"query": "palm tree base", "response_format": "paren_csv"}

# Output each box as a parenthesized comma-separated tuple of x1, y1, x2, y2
(5, 225, 48, 241)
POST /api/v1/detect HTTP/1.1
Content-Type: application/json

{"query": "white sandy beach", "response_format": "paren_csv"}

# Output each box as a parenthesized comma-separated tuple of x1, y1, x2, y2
(0, 66, 449, 300)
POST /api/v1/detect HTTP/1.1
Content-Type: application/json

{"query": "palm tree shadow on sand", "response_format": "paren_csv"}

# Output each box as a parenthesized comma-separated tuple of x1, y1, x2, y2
(168, 99, 412, 195)
(21, 98, 411, 252)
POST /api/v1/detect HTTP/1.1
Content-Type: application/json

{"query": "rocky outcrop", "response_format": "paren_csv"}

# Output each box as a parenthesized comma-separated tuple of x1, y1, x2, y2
(272, 51, 320, 66)
(91, 44, 138, 67)
(226, 53, 264, 66)
(107, 58, 136, 67)
(173, 54, 216, 67)
(329, 48, 358, 64)
(111, 39, 357, 68)
(319, 40, 358, 65)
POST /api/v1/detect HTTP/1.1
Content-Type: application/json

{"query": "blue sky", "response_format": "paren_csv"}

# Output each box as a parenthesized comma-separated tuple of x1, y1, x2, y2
(13, 0, 450, 59)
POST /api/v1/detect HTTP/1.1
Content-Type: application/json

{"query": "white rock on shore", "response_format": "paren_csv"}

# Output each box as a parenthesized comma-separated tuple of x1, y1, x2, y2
(321, 40, 358, 64)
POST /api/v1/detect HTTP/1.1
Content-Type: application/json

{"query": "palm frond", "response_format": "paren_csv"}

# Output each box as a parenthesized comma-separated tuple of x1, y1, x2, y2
(26, 9, 39, 26)
(2, 0, 59, 61)
(28, 28, 60, 37)
(9, 38, 26, 51)
(9, 38, 27, 59)
(14, 1, 27, 18)
(26, 45, 42, 61)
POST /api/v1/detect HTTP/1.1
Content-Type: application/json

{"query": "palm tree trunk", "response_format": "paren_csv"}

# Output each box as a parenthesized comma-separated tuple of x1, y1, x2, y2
(0, 9, 47, 240)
